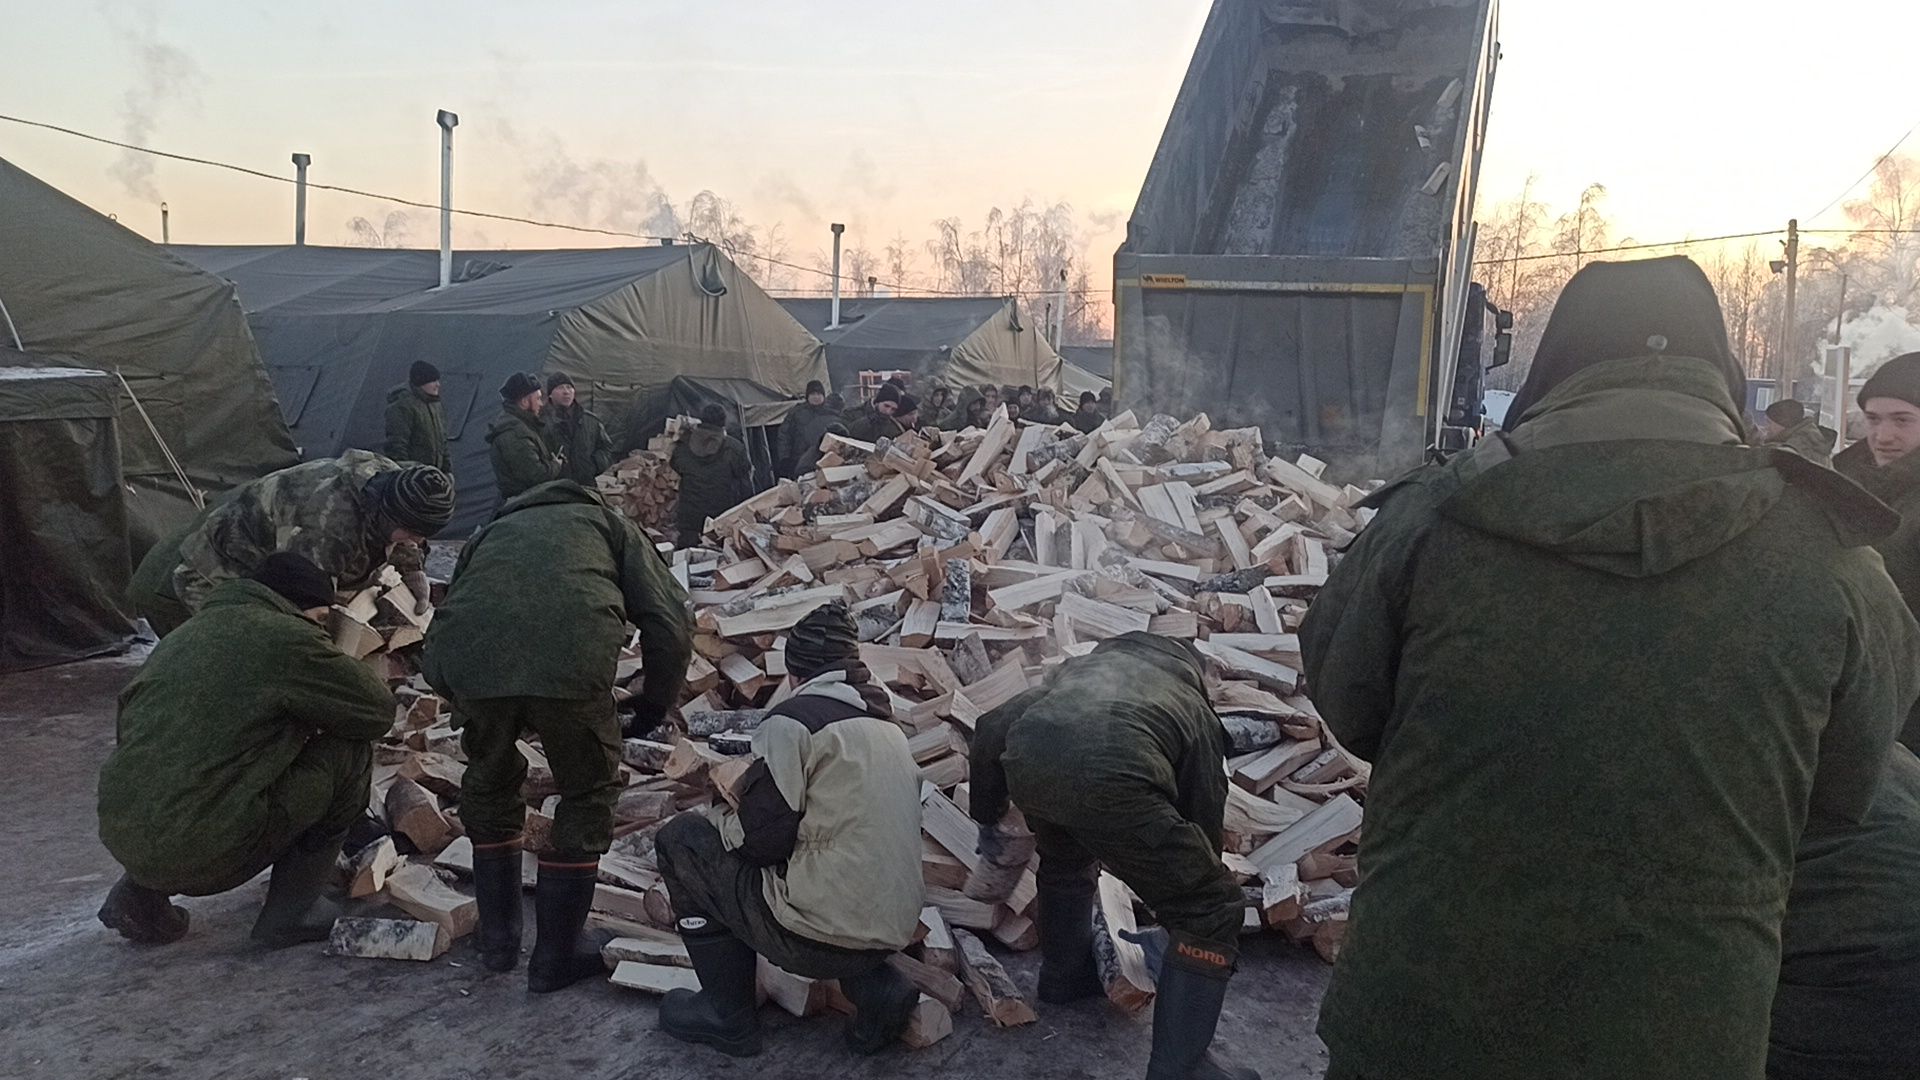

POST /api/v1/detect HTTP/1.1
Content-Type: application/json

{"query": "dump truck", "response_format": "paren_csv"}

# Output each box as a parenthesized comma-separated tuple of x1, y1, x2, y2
(1114, 0, 1510, 480)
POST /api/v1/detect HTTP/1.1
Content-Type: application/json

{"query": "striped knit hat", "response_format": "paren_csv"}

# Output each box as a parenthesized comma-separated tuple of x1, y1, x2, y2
(374, 465, 455, 537)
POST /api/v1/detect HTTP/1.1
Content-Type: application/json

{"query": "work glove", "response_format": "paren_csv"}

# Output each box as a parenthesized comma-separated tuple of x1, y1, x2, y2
(402, 570, 432, 615)
(976, 822, 1011, 866)
(1117, 926, 1169, 984)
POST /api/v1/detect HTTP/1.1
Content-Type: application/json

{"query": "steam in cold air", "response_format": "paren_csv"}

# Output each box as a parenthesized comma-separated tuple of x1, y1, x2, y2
(103, 1, 202, 203)
(1843, 305, 1920, 375)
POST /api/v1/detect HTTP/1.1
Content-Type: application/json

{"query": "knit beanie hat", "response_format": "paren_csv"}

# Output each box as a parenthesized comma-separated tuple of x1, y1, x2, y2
(500, 372, 541, 402)
(409, 361, 441, 387)
(1764, 398, 1806, 426)
(374, 465, 456, 537)
(1504, 256, 1743, 433)
(874, 384, 903, 406)
(251, 552, 337, 610)
(786, 601, 859, 681)
(897, 394, 919, 416)
(546, 372, 575, 393)
(1860, 352, 1920, 409)
(806, 380, 825, 397)
(699, 403, 728, 427)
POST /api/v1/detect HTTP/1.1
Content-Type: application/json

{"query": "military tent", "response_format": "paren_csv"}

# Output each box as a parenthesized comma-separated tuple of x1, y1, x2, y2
(0, 157, 299, 553)
(0, 360, 136, 671)
(171, 243, 827, 533)
(777, 296, 1065, 396)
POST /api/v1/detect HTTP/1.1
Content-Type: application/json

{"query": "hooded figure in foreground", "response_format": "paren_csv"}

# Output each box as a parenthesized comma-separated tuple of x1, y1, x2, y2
(970, 632, 1256, 1080)
(1300, 256, 1920, 1080)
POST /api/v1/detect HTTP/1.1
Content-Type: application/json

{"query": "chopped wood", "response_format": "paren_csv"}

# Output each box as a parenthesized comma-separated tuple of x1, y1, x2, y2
(348, 836, 399, 898)
(889, 952, 968, 1012)
(384, 861, 478, 939)
(901, 994, 955, 1049)
(1095, 873, 1156, 1012)
(953, 927, 1038, 1026)
(603, 935, 691, 969)
(1249, 794, 1364, 876)
(758, 957, 834, 1017)
(610, 961, 701, 995)
(327, 917, 449, 961)
(384, 777, 455, 855)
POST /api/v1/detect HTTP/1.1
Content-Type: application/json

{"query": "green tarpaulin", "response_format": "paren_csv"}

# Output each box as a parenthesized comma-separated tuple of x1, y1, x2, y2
(0, 359, 135, 671)
(777, 296, 1066, 395)
(0, 157, 299, 555)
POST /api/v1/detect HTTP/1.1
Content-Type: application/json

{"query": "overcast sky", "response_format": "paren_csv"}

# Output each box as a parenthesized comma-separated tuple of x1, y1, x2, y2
(3, 1, 1915, 294)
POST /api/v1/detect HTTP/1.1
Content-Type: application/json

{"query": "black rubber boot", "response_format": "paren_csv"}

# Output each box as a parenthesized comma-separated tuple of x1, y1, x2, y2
(1035, 879, 1105, 1004)
(98, 874, 189, 945)
(250, 835, 346, 948)
(470, 843, 524, 973)
(659, 917, 763, 1057)
(526, 859, 614, 993)
(1145, 959, 1261, 1080)
(840, 960, 918, 1055)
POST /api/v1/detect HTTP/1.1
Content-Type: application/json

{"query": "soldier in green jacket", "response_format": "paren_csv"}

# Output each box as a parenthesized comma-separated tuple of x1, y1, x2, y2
(670, 404, 753, 548)
(97, 553, 394, 947)
(1301, 258, 1919, 1080)
(543, 373, 615, 486)
(1760, 398, 1837, 464)
(776, 381, 844, 478)
(971, 633, 1256, 1080)
(488, 371, 561, 503)
(422, 480, 692, 992)
(1835, 351, 1920, 748)
(384, 361, 451, 472)
(127, 451, 455, 636)
(1769, 745, 1920, 1080)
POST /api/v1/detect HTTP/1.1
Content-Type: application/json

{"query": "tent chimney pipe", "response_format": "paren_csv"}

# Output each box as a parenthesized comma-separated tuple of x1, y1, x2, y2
(436, 110, 459, 288)
(160, 202, 169, 244)
(1055, 268, 1069, 344)
(828, 223, 845, 328)
(290, 153, 311, 245)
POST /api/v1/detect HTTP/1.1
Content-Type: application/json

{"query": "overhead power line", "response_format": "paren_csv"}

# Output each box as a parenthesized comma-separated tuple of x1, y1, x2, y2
(1803, 116, 1920, 226)
(0, 111, 1090, 301)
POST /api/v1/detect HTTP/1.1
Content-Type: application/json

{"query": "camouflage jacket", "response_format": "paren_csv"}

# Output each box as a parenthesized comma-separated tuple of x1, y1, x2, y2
(173, 450, 399, 612)
(488, 405, 560, 501)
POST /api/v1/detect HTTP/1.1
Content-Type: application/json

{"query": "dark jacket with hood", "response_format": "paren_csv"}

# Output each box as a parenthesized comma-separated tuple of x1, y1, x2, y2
(1300, 355, 1919, 1080)
(545, 401, 615, 486)
(487, 404, 560, 501)
(422, 482, 692, 726)
(777, 401, 845, 477)
(670, 424, 752, 532)
(1836, 437, 1920, 747)
(383, 384, 450, 472)
(1769, 744, 1920, 1080)
(970, 632, 1229, 845)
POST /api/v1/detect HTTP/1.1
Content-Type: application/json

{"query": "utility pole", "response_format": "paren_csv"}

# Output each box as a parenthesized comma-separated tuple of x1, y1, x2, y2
(1779, 218, 1799, 396)
(1832, 272, 1849, 345)
(291, 153, 311, 245)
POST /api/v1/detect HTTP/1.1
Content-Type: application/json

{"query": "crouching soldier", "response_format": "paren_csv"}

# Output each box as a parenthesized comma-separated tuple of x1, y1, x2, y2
(655, 602, 925, 1058)
(96, 553, 394, 947)
(128, 451, 454, 637)
(422, 480, 691, 992)
(970, 632, 1256, 1080)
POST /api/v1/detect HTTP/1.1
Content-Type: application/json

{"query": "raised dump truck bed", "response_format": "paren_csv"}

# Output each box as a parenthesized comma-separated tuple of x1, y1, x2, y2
(1115, 0, 1500, 479)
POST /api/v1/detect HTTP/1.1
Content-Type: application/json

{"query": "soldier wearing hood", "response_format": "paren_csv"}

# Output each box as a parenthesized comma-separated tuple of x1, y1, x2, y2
(970, 632, 1257, 1080)
(670, 403, 754, 548)
(1301, 256, 1919, 1080)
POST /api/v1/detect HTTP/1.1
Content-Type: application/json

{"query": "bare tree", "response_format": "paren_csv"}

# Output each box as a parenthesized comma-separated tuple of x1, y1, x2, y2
(1841, 156, 1920, 308)
(345, 210, 416, 248)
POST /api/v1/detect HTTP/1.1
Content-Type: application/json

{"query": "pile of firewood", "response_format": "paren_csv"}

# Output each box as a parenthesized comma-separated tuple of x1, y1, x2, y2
(325, 404, 1376, 1046)
(597, 418, 683, 534)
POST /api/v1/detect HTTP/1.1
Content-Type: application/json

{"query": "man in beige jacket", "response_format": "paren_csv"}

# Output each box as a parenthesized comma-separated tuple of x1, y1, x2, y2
(655, 602, 924, 1058)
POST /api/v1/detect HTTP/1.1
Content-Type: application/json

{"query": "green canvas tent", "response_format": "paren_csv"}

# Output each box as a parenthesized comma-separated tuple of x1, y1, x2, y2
(777, 296, 1065, 395)
(0, 157, 299, 554)
(0, 359, 136, 671)
(172, 243, 826, 532)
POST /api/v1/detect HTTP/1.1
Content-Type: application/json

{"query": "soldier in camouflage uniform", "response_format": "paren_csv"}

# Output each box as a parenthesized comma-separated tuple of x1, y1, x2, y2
(127, 450, 455, 636)
(971, 632, 1256, 1080)
(97, 553, 394, 947)
(383, 360, 452, 472)
(488, 372, 561, 502)
(422, 480, 692, 993)
(1835, 351, 1920, 749)
(1760, 398, 1837, 464)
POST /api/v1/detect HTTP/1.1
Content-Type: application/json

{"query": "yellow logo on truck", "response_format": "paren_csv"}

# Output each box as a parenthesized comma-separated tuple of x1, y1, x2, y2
(1139, 274, 1189, 288)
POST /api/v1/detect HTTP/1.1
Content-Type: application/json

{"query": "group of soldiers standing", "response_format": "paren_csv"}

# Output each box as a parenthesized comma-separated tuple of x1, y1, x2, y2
(85, 257, 1920, 1080)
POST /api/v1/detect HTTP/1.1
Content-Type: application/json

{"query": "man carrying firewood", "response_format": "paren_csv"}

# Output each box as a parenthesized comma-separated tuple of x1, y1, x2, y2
(127, 451, 454, 637)
(97, 553, 395, 947)
(654, 602, 925, 1058)
(421, 479, 691, 993)
(1300, 257, 1918, 1080)
(969, 631, 1257, 1080)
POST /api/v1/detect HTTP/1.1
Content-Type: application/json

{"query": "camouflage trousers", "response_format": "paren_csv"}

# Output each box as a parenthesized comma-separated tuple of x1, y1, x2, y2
(455, 695, 622, 859)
